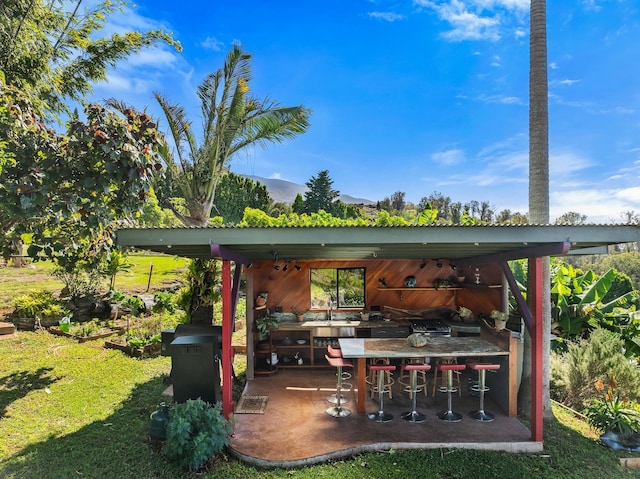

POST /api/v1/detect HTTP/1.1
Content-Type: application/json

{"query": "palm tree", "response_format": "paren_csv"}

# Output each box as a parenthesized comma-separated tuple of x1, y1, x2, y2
(155, 44, 311, 226)
(522, 0, 553, 420)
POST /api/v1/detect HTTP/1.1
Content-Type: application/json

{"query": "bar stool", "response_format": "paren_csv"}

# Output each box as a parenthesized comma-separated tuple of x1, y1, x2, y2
(367, 358, 394, 399)
(436, 363, 466, 422)
(468, 362, 500, 422)
(326, 345, 352, 404)
(398, 358, 429, 399)
(400, 363, 432, 423)
(324, 354, 353, 417)
(432, 358, 462, 396)
(368, 363, 396, 422)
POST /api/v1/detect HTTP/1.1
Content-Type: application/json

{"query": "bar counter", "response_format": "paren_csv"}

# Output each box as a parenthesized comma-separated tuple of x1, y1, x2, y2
(338, 336, 509, 414)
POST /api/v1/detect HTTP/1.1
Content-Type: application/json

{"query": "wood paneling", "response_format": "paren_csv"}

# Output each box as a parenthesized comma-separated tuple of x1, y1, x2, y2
(249, 259, 503, 315)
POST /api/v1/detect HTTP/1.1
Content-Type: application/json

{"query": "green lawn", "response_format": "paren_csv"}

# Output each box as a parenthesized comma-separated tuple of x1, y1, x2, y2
(1, 258, 639, 478)
(0, 331, 639, 479)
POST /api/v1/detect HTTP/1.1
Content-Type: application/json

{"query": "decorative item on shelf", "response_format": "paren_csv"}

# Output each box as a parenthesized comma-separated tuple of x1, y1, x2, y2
(458, 306, 474, 323)
(490, 309, 509, 331)
(360, 310, 370, 321)
(404, 275, 417, 288)
(294, 352, 303, 365)
(455, 273, 466, 284)
(433, 278, 452, 290)
(378, 277, 387, 288)
(406, 332, 428, 348)
(255, 291, 268, 308)
(290, 306, 309, 322)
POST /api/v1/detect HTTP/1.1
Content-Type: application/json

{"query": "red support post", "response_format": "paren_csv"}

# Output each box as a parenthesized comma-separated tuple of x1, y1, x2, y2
(221, 260, 233, 418)
(529, 257, 544, 441)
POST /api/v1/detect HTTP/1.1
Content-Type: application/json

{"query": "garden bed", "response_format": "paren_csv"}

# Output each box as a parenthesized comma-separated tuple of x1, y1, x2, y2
(49, 327, 124, 343)
(104, 339, 162, 358)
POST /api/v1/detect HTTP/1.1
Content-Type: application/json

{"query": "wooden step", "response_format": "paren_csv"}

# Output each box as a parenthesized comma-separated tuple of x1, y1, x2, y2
(0, 321, 16, 336)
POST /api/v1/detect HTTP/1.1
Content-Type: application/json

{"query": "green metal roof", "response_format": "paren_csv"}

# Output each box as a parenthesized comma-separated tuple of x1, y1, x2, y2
(115, 224, 640, 264)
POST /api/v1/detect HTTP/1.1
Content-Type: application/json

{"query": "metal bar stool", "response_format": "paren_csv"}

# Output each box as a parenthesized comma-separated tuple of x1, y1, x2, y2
(398, 358, 429, 399)
(326, 345, 352, 404)
(367, 358, 394, 399)
(468, 362, 500, 422)
(433, 358, 462, 396)
(436, 363, 466, 422)
(324, 354, 353, 417)
(368, 363, 396, 422)
(400, 363, 432, 423)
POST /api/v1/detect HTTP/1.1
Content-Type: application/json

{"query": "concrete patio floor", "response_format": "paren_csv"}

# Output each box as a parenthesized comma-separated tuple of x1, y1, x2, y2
(229, 368, 542, 468)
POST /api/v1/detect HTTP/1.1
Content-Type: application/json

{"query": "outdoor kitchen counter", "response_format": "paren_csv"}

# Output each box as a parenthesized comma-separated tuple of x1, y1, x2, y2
(274, 320, 406, 330)
(339, 336, 511, 414)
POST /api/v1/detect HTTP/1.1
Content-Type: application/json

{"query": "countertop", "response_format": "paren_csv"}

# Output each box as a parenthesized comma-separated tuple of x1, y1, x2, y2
(275, 319, 404, 330)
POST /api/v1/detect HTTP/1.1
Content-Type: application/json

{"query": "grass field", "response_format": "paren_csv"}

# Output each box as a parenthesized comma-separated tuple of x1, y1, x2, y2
(1, 257, 639, 478)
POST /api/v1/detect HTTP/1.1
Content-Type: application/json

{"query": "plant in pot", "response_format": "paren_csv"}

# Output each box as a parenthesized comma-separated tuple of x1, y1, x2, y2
(179, 259, 221, 325)
(458, 306, 474, 323)
(290, 306, 308, 322)
(585, 377, 640, 451)
(255, 313, 280, 339)
(490, 309, 509, 331)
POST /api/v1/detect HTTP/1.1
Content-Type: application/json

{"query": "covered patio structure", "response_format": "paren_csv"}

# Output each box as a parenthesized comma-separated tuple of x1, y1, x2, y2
(116, 223, 640, 462)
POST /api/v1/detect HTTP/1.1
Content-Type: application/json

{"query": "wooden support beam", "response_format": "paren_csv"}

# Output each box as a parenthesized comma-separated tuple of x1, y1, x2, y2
(529, 257, 544, 442)
(221, 260, 233, 418)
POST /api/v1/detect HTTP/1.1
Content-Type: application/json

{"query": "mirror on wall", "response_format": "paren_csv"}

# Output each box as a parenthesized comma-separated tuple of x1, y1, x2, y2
(310, 268, 365, 309)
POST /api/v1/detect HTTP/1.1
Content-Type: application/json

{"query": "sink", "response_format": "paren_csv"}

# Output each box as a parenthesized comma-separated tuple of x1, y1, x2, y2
(301, 320, 360, 327)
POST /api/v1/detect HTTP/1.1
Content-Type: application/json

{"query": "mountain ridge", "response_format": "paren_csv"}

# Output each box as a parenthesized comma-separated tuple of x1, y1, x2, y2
(245, 175, 375, 206)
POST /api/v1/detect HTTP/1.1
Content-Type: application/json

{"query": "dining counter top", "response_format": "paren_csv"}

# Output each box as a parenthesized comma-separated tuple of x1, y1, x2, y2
(276, 319, 404, 329)
(338, 336, 507, 359)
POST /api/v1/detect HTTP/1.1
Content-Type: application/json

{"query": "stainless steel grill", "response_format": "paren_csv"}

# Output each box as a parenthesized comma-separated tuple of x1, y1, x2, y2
(410, 319, 451, 337)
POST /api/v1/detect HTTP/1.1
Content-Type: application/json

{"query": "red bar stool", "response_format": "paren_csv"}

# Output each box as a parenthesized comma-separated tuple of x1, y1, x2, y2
(367, 358, 394, 399)
(324, 354, 353, 418)
(468, 362, 501, 422)
(326, 345, 352, 404)
(436, 363, 466, 422)
(398, 358, 429, 399)
(400, 363, 432, 423)
(432, 358, 462, 396)
(368, 363, 396, 422)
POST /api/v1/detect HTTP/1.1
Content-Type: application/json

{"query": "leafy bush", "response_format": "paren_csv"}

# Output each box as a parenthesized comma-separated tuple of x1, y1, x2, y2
(12, 289, 67, 318)
(152, 292, 176, 313)
(162, 400, 233, 471)
(585, 377, 640, 439)
(124, 295, 146, 316)
(550, 327, 640, 410)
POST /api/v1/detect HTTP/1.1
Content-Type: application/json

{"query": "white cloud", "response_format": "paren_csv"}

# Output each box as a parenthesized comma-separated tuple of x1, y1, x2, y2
(368, 11, 406, 22)
(201, 36, 225, 51)
(476, 94, 523, 104)
(413, 0, 529, 42)
(431, 148, 466, 165)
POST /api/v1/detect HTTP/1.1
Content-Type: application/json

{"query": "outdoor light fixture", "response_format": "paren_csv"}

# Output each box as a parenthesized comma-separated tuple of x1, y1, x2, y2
(419, 259, 427, 269)
(282, 261, 289, 272)
(294, 261, 302, 271)
(436, 260, 443, 268)
(450, 263, 457, 271)
(272, 252, 280, 270)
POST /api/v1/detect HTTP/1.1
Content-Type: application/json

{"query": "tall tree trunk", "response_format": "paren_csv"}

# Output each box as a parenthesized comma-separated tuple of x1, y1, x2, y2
(521, 0, 553, 420)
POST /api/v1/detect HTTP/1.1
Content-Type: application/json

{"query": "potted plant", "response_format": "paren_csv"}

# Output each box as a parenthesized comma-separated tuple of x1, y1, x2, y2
(255, 291, 268, 308)
(585, 377, 640, 451)
(458, 306, 474, 323)
(255, 313, 280, 339)
(290, 306, 308, 322)
(490, 309, 509, 330)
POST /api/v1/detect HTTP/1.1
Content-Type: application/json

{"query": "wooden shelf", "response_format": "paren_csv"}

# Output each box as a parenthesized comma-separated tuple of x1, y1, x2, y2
(378, 284, 502, 291)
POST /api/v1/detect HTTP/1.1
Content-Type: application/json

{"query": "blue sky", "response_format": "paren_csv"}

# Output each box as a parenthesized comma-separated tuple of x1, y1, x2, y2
(89, 0, 640, 223)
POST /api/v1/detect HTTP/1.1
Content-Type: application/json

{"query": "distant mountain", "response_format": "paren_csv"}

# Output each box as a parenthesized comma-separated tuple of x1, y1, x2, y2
(245, 175, 375, 206)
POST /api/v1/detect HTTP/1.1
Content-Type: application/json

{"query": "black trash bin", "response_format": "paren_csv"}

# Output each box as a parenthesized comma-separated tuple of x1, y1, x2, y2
(170, 334, 221, 405)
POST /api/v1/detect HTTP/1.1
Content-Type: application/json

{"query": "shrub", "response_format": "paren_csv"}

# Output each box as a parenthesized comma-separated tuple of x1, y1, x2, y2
(162, 400, 233, 471)
(550, 327, 640, 410)
(585, 377, 640, 439)
(12, 289, 67, 318)
(152, 291, 176, 313)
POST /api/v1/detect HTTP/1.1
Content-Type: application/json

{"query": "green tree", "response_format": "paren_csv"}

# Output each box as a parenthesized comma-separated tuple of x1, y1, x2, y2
(0, 83, 163, 268)
(291, 193, 305, 214)
(304, 170, 338, 213)
(213, 173, 272, 224)
(555, 211, 587, 225)
(155, 44, 311, 227)
(0, 0, 180, 120)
